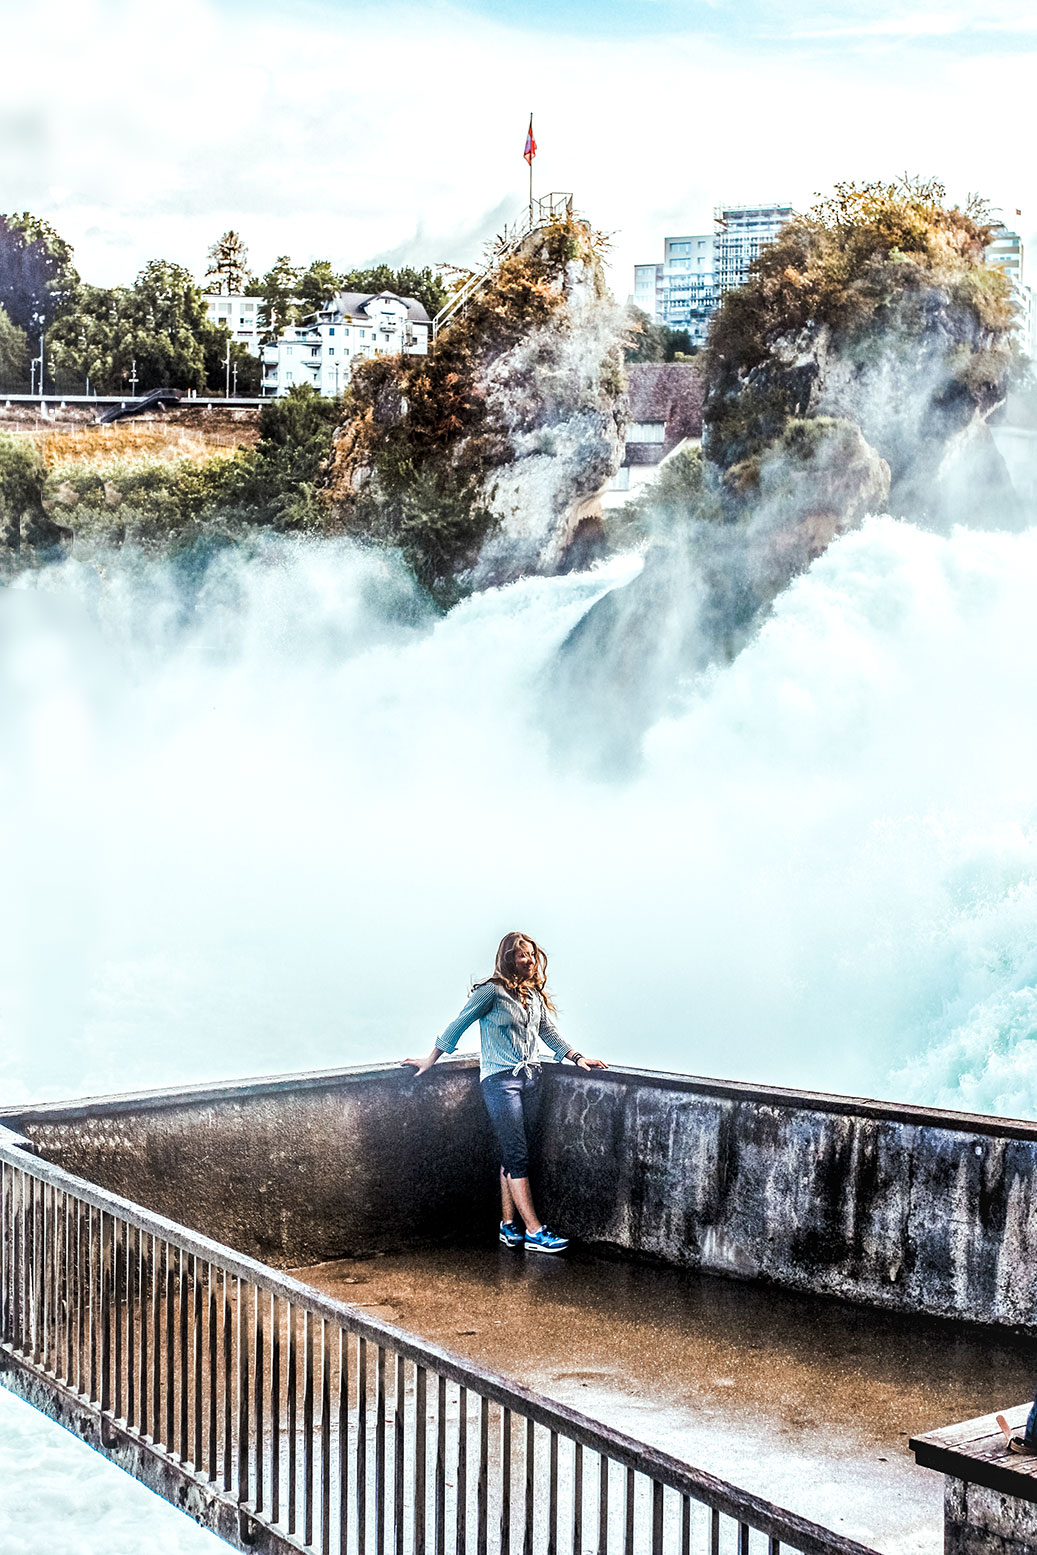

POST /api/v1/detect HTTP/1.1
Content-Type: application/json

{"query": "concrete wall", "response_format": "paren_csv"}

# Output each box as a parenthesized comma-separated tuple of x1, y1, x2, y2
(537, 1070, 1037, 1330)
(4, 1061, 498, 1269)
(6, 1064, 1037, 1328)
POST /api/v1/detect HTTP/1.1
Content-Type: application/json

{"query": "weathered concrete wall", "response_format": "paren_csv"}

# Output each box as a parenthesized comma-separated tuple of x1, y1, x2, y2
(536, 1070, 1037, 1330)
(5, 1062, 497, 1269)
(7, 1064, 1037, 1328)
(944, 1479, 1037, 1555)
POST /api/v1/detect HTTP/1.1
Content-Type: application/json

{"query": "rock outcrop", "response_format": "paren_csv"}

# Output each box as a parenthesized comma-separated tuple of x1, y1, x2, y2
(550, 181, 1021, 768)
(324, 213, 626, 600)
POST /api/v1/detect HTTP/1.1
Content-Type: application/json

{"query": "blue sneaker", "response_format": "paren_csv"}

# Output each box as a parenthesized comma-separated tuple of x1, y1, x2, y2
(525, 1224, 569, 1254)
(499, 1220, 525, 1248)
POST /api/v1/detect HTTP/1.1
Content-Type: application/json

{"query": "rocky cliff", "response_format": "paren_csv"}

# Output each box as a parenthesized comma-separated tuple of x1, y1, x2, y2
(323, 213, 626, 600)
(550, 181, 1021, 767)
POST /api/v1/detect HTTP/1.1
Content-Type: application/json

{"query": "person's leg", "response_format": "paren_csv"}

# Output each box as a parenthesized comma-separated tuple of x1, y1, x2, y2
(1026, 1392, 1037, 1446)
(511, 1072, 546, 1231)
(482, 1074, 538, 1226)
(507, 1174, 542, 1233)
(500, 1169, 517, 1223)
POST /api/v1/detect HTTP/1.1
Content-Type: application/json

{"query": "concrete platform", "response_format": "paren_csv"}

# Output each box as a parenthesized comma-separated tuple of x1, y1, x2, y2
(291, 1246, 1033, 1555)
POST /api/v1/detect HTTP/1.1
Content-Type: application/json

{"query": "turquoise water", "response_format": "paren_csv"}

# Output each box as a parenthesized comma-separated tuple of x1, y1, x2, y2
(3, 515, 1037, 1548)
(4, 519, 1037, 1115)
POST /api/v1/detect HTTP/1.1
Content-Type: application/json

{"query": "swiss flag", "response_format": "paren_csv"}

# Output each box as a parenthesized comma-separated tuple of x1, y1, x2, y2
(524, 116, 537, 165)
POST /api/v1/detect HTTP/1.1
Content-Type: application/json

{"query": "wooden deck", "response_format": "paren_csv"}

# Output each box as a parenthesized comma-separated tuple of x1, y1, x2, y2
(910, 1404, 1037, 1501)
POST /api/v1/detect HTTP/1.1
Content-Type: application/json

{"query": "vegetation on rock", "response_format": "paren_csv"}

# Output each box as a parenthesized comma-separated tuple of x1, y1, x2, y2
(559, 179, 1021, 769)
(324, 213, 626, 601)
(704, 178, 1017, 513)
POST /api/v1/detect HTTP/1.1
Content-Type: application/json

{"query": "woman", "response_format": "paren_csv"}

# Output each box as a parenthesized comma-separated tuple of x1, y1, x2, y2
(403, 932, 607, 1253)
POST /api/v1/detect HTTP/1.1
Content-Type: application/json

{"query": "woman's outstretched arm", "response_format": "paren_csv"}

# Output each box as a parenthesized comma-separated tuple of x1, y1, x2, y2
(538, 1005, 609, 1069)
(402, 984, 495, 1075)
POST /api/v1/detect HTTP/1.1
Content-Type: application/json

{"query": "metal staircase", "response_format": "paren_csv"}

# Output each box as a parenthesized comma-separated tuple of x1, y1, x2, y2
(431, 192, 573, 341)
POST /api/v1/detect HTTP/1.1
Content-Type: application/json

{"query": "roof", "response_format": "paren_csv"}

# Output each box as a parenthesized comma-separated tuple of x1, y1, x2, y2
(321, 290, 432, 325)
(625, 361, 704, 455)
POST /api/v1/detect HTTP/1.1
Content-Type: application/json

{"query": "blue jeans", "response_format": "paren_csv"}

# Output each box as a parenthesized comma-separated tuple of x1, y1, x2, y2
(1027, 1394, 1037, 1445)
(480, 1069, 542, 1179)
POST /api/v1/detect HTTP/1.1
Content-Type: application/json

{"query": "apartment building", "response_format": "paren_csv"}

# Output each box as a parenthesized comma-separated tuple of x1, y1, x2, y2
(712, 203, 794, 294)
(262, 290, 431, 398)
(985, 226, 1037, 357)
(202, 294, 263, 355)
(633, 204, 791, 346)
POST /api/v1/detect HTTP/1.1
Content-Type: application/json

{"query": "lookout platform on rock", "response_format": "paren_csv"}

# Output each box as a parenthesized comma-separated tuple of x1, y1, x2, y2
(293, 1244, 1033, 1555)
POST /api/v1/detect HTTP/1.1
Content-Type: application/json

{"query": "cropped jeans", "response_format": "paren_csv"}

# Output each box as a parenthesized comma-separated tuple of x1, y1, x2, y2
(480, 1069, 542, 1179)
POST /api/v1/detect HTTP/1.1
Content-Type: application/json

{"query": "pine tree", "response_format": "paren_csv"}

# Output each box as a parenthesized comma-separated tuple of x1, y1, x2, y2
(204, 231, 250, 295)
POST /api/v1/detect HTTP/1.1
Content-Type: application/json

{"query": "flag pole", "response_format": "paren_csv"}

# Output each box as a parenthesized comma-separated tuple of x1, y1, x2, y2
(528, 111, 533, 227)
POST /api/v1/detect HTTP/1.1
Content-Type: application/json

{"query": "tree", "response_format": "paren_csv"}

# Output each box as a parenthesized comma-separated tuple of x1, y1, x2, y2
(206, 384, 341, 526)
(0, 305, 29, 390)
(297, 260, 342, 314)
(50, 261, 225, 394)
(201, 325, 263, 396)
(0, 213, 79, 333)
(256, 256, 301, 339)
(204, 230, 250, 295)
(624, 307, 694, 363)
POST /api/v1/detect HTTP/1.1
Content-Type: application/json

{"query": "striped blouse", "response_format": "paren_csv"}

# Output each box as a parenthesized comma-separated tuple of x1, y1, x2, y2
(436, 981, 571, 1080)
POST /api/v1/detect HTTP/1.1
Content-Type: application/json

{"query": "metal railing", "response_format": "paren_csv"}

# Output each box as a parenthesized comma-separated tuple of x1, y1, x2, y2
(431, 194, 575, 342)
(0, 1131, 878, 1555)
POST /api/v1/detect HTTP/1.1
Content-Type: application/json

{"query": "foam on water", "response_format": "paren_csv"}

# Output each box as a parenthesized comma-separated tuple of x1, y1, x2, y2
(3, 514, 1037, 1545)
(2, 517, 1037, 1113)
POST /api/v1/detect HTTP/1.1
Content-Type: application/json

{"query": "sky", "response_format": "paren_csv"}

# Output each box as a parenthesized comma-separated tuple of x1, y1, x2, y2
(1, 0, 1035, 297)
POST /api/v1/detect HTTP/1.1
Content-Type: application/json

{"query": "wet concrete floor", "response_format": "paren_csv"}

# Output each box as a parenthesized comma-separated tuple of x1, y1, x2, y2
(291, 1245, 1033, 1555)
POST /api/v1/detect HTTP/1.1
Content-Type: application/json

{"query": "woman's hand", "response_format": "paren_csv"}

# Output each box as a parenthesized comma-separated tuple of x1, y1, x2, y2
(573, 1055, 608, 1070)
(401, 1049, 441, 1076)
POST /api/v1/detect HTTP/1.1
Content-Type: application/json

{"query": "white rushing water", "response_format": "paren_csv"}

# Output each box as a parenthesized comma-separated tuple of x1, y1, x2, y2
(3, 513, 1037, 1547)
(4, 516, 1037, 1114)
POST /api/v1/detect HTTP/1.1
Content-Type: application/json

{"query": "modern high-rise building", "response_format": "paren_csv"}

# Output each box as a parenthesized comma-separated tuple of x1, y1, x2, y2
(985, 225, 1036, 357)
(713, 203, 795, 295)
(632, 234, 714, 344)
(633, 203, 793, 347)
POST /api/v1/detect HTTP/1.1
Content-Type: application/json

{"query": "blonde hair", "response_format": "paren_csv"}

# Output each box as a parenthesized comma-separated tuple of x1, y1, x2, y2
(479, 931, 556, 1013)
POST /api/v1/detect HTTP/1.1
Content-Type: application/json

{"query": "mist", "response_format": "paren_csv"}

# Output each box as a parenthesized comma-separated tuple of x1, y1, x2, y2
(2, 516, 1037, 1117)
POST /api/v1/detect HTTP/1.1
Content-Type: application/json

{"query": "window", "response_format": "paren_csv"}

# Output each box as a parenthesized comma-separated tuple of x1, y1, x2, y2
(328, 327, 335, 336)
(359, 329, 366, 338)
(286, 372, 293, 382)
(286, 347, 293, 356)
(328, 347, 335, 356)
(627, 422, 666, 443)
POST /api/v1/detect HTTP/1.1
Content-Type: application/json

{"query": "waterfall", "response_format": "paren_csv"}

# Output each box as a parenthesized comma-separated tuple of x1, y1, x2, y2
(3, 515, 1037, 1117)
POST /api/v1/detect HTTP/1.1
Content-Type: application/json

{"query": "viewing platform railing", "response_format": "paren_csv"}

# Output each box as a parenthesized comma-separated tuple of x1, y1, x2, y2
(431, 194, 575, 342)
(0, 1122, 878, 1555)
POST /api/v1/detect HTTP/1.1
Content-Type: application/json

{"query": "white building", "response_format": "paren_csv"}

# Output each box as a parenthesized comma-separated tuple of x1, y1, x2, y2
(633, 263, 663, 320)
(262, 290, 431, 397)
(202, 293, 263, 355)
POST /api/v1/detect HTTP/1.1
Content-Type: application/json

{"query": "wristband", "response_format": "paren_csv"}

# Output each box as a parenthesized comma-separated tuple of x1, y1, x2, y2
(568, 1051, 584, 1065)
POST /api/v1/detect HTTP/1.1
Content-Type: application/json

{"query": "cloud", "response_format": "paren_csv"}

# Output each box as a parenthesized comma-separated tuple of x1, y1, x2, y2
(2, 0, 1035, 300)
